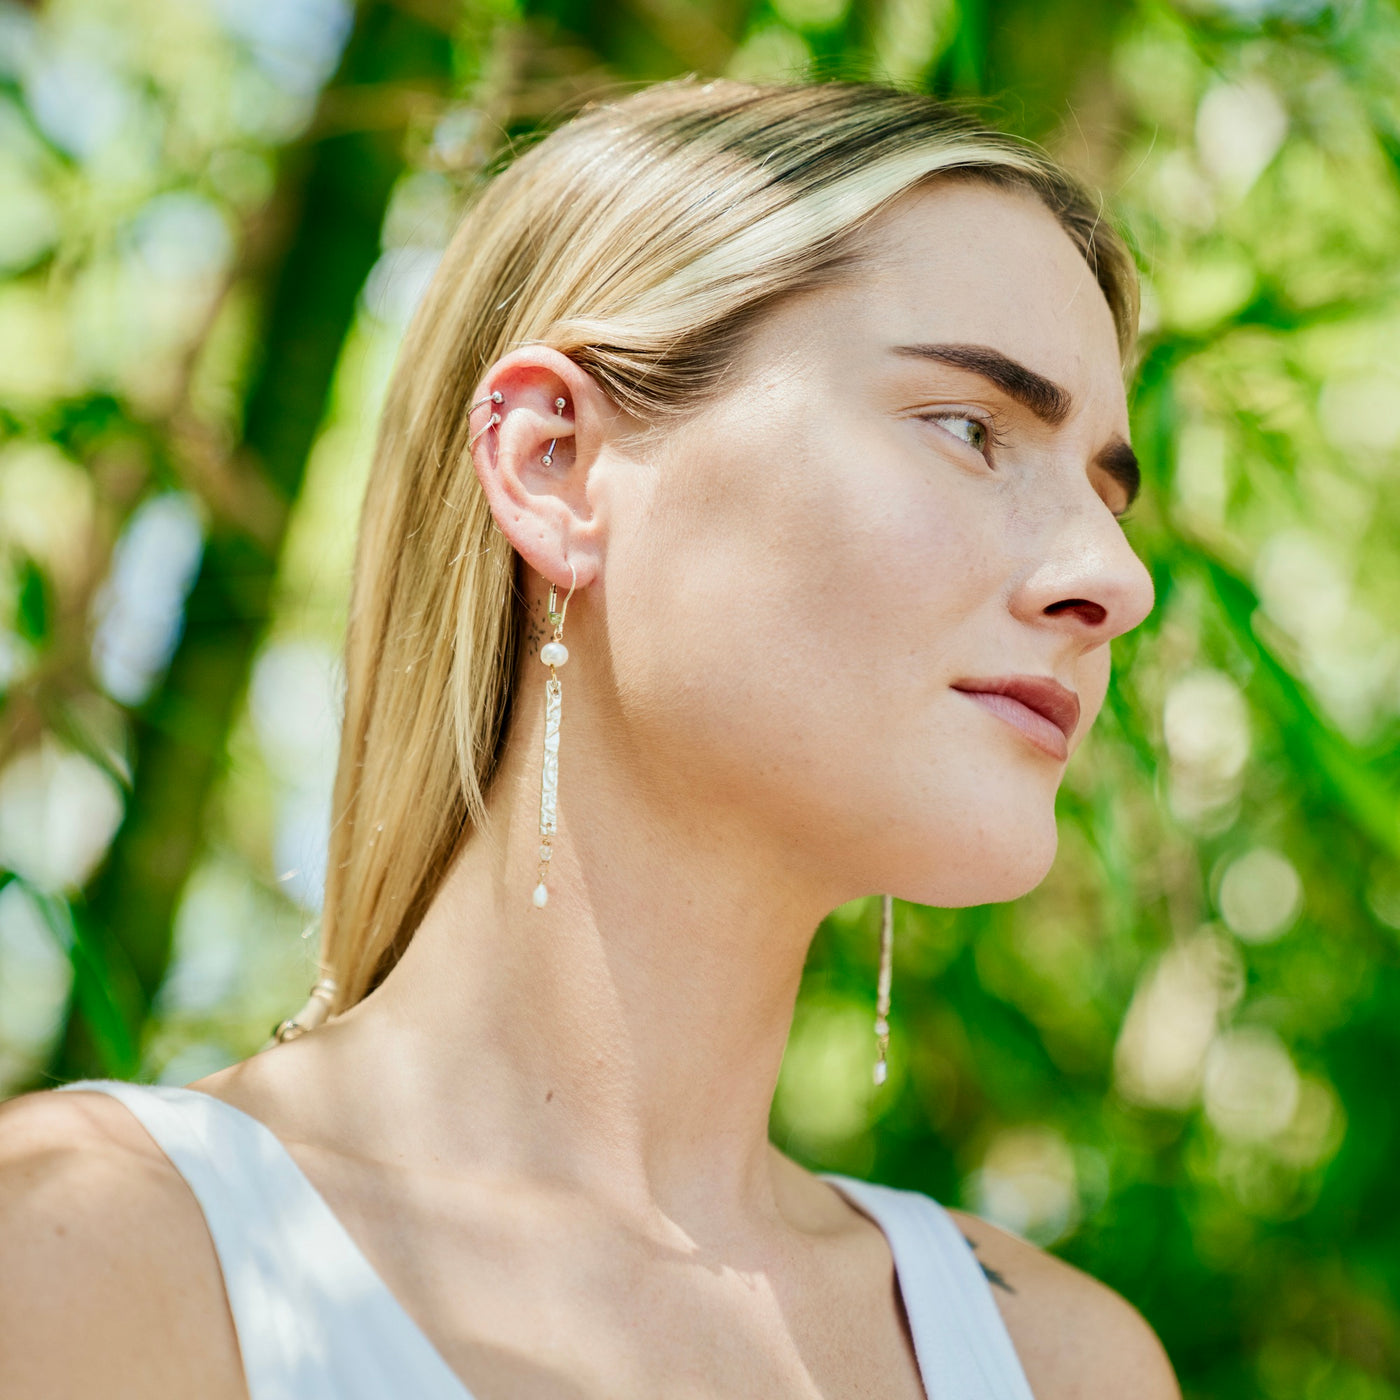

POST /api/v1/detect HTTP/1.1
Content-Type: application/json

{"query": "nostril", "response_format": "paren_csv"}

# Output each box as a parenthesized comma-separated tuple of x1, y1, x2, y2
(1046, 598, 1108, 626)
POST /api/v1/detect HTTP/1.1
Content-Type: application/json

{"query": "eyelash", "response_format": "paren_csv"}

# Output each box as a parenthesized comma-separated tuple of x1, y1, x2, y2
(917, 410, 1009, 459)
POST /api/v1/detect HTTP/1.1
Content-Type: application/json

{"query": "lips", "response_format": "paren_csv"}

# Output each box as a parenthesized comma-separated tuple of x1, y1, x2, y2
(950, 675, 1081, 760)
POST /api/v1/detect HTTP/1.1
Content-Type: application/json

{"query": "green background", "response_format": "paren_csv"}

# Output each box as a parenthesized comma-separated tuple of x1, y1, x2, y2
(1, 0, 1398, 1395)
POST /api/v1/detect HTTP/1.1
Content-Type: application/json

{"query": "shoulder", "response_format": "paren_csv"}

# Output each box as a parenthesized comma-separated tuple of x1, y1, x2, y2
(0, 1087, 247, 1400)
(944, 1206, 1182, 1400)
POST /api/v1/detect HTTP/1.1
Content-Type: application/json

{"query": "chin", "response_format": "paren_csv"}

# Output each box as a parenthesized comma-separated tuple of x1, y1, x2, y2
(902, 804, 1060, 908)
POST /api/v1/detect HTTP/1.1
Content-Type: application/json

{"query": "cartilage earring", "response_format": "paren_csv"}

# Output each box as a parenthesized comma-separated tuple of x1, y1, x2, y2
(469, 389, 503, 449)
(873, 894, 893, 1085)
(542, 398, 566, 466)
(533, 559, 576, 909)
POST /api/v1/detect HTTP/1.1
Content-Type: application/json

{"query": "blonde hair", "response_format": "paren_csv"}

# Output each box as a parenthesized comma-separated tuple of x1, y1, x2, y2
(306, 77, 1139, 1016)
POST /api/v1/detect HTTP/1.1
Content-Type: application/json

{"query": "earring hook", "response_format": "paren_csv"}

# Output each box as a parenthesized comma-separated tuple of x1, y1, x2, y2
(548, 560, 578, 638)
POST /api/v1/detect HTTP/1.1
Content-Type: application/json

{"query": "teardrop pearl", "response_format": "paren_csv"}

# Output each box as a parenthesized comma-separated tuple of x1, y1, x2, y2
(532, 882, 549, 908)
(540, 641, 569, 667)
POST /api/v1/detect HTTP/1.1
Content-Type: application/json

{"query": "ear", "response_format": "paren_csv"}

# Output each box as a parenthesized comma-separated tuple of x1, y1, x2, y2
(469, 346, 613, 596)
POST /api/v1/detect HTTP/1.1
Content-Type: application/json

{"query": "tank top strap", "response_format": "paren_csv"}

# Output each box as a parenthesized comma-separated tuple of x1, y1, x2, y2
(821, 1172, 1036, 1400)
(56, 1078, 471, 1400)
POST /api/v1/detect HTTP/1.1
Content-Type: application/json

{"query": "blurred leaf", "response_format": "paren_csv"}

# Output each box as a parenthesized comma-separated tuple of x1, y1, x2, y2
(14, 557, 47, 645)
(26, 885, 139, 1079)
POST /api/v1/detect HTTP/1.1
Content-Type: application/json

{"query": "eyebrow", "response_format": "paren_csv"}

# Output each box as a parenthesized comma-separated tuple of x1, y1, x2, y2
(894, 342, 1072, 425)
(892, 341, 1140, 509)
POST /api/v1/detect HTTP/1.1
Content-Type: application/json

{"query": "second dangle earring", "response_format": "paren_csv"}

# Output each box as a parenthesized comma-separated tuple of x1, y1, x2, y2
(873, 893, 894, 1085)
(532, 562, 576, 909)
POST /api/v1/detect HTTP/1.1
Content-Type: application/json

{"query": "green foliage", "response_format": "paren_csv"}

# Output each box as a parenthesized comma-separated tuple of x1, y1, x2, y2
(0, 0, 1397, 1396)
(14, 556, 47, 645)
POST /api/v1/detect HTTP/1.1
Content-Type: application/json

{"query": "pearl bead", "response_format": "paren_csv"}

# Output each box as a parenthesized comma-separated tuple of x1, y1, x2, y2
(532, 882, 549, 908)
(872, 1059, 888, 1086)
(540, 641, 568, 667)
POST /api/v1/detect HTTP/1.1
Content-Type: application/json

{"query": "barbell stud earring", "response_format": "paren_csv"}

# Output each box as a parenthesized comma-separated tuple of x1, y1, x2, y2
(542, 397, 567, 467)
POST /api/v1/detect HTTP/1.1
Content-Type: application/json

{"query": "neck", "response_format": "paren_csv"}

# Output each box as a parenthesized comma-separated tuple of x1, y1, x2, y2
(334, 691, 843, 1226)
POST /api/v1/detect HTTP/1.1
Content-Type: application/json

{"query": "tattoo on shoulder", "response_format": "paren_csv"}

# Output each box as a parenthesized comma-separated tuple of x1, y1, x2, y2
(962, 1234, 1016, 1294)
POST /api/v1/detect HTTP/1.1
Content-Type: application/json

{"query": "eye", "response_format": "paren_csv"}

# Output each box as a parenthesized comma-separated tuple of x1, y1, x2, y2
(918, 412, 1003, 458)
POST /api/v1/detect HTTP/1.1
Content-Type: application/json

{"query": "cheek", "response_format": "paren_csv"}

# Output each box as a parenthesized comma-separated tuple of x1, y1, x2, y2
(600, 416, 1014, 840)
(599, 447, 849, 824)
(603, 422, 879, 760)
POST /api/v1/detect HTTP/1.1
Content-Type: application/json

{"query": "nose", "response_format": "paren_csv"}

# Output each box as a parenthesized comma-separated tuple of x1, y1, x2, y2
(1010, 495, 1156, 643)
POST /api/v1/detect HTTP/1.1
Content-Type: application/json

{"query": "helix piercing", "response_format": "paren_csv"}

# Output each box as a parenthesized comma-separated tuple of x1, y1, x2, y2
(542, 397, 567, 467)
(468, 390, 503, 450)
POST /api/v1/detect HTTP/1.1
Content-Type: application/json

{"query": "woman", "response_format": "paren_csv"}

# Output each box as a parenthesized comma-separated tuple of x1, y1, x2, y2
(1, 79, 1177, 1398)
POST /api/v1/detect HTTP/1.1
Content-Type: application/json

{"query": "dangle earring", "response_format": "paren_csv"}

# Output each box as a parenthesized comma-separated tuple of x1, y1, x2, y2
(873, 894, 893, 1085)
(532, 559, 576, 909)
(468, 389, 503, 449)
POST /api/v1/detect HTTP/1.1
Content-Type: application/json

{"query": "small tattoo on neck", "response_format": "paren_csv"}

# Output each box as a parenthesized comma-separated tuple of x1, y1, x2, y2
(524, 603, 548, 658)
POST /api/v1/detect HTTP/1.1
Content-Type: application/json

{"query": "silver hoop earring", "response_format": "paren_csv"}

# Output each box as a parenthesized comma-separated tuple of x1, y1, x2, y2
(469, 389, 503, 450)
(533, 559, 577, 909)
(873, 894, 893, 1085)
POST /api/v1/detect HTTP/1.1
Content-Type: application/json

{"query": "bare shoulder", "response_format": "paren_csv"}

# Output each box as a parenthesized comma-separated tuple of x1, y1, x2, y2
(945, 1206, 1182, 1400)
(0, 1087, 247, 1400)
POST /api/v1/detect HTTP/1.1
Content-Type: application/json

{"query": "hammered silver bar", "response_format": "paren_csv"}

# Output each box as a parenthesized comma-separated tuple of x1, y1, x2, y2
(539, 676, 562, 837)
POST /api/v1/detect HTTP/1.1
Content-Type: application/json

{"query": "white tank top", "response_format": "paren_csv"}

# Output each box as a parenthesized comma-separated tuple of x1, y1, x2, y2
(56, 1078, 1037, 1399)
